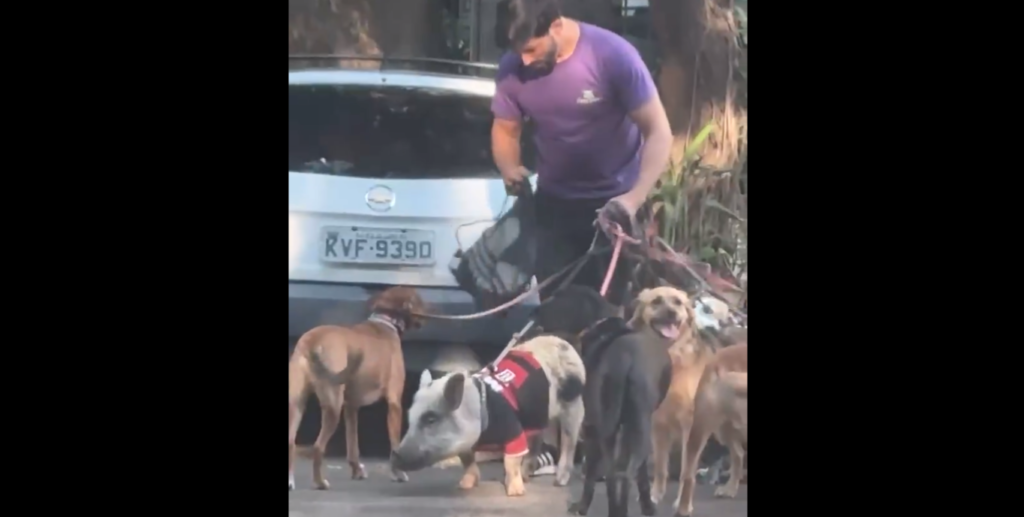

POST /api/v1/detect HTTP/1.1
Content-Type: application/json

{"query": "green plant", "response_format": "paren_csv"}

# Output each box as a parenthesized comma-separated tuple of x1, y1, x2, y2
(648, 122, 747, 288)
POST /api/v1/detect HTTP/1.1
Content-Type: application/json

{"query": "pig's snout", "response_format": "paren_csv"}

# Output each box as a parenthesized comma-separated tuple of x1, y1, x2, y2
(391, 449, 429, 472)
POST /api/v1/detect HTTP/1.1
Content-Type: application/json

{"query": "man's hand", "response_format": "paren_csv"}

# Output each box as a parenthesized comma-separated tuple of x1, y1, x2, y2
(492, 118, 528, 195)
(608, 191, 644, 220)
(596, 195, 642, 244)
(501, 163, 532, 188)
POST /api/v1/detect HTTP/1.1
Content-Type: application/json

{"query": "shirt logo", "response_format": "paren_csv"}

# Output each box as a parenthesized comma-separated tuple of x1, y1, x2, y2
(576, 89, 602, 105)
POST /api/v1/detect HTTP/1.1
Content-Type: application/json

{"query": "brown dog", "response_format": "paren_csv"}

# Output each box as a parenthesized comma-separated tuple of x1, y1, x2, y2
(287, 286, 425, 490)
(627, 286, 717, 506)
(673, 343, 748, 516)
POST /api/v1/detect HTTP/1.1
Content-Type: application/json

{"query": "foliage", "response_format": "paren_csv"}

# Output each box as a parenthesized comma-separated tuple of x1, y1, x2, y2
(648, 121, 746, 291)
(644, 0, 748, 295)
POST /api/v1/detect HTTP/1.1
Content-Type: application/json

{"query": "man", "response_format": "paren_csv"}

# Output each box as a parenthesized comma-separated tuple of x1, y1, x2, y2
(491, 0, 673, 307)
(490, 0, 673, 476)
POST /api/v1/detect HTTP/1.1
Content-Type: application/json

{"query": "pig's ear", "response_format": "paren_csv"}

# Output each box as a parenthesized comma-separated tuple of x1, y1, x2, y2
(443, 373, 465, 411)
(419, 369, 433, 390)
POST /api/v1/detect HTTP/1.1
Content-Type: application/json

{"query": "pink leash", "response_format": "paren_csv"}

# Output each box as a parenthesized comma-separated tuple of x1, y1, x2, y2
(599, 222, 639, 297)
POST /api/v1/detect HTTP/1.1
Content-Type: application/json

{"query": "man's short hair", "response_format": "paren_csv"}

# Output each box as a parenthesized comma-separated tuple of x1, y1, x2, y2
(505, 0, 562, 51)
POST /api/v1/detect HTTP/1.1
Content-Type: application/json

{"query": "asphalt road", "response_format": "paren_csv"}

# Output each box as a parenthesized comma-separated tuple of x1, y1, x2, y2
(288, 459, 747, 517)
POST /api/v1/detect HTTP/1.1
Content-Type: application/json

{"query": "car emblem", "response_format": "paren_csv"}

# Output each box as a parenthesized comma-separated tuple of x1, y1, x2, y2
(365, 185, 395, 212)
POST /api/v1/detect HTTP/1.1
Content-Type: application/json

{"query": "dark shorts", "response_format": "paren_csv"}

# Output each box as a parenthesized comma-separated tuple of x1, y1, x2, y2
(534, 189, 631, 306)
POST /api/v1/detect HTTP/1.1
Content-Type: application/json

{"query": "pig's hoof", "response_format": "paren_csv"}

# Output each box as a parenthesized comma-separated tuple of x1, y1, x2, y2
(351, 463, 368, 480)
(505, 477, 526, 496)
(391, 469, 409, 483)
(458, 472, 479, 489)
(288, 481, 295, 491)
(567, 501, 587, 515)
(554, 468, 571, 486)
(314, 479, 330, 490)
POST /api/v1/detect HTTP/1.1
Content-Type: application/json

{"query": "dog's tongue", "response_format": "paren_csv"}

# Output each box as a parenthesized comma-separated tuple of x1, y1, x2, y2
(656, 324, 681, 340)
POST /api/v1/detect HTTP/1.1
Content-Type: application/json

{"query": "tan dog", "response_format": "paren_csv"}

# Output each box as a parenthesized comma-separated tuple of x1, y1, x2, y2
(627, 286, 717, 506)
(674, 343, 747, 516)
(287, 286, 425, 490)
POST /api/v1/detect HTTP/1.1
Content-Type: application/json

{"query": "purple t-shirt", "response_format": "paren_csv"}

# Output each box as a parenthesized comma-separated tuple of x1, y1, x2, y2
(491, 23, 657, 200)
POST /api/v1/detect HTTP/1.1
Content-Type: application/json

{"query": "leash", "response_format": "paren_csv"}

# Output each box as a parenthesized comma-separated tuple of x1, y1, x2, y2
(598, 222, 640, 296)
(484, 222, 633, 371)
(650, 236, 747, 320)
(410, 242, 611, 321)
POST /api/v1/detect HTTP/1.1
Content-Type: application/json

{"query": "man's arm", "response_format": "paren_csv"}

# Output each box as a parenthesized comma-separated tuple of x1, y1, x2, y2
(607, 41, 673, 210)
(491, 61, 530, 190)
(626, 97, 673, 204)
(492, 118, 528, 184)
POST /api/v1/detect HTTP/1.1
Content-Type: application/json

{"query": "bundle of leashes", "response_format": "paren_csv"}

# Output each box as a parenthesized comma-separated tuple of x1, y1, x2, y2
(415, 180, 745, 371)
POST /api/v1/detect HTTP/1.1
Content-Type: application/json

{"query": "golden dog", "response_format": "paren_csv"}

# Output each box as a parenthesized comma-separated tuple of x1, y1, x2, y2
(627, 286, 717, 506)
(287, 286, 425, 490)
(674, 343, 747, 516)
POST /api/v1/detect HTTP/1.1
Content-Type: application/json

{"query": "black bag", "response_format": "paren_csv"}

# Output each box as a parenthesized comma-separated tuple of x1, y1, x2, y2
(451, 187, 537, 312)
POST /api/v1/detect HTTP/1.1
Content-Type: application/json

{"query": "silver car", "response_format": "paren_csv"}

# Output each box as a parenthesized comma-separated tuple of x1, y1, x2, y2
(288, 57, 539, 372)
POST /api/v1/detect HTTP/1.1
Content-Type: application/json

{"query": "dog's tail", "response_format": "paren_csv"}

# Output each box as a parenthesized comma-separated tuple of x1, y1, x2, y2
(307, 347, 364, 385)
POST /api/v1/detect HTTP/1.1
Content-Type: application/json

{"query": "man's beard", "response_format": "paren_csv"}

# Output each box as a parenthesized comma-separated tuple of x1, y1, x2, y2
(526, 40, 558, 74)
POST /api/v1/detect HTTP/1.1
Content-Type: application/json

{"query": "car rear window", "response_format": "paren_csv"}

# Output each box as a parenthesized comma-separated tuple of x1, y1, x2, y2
(289, 84, 535, 179)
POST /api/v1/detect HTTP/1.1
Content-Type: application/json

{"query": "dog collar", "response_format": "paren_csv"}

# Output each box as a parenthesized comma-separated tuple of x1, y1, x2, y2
(368, 313, 405, 335)
(471, 376, 488, 435)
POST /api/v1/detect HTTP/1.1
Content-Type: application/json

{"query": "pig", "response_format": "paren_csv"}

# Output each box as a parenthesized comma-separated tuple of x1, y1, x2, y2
(390, 335, 586, 496)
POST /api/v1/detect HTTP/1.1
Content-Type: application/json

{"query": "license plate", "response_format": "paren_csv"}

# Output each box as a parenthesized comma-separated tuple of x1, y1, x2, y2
(321, 226, 435, 265)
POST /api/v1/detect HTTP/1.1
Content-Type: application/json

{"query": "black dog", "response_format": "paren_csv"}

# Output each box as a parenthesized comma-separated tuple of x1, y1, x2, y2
(568, 316, 672, 517)
(528, 284, 621, 348)
(521, 285, 621, 471)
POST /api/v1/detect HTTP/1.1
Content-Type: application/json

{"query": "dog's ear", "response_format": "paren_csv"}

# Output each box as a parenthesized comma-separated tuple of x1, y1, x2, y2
(401, 293, 416, 328)
(626, 288, 650, 325)
(443, 373, 465, 411)
(402, 290, 416, 312)
(419, 369, 433, 390)
(624, 297, 640, 322)
(369, 288, 402, 313)
(367, 291, 384, 312)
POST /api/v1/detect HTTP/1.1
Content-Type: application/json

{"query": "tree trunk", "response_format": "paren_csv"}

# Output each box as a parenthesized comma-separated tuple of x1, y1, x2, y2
(288, 0, 446, 60)
(648, 0, 745, 168)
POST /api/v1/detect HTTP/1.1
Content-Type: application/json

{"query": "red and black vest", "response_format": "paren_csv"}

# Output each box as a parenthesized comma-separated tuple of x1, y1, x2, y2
(474, 350, 551, 457)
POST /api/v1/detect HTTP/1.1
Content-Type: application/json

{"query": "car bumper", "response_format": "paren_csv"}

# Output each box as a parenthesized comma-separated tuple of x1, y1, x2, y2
(289, 281, 538, 368)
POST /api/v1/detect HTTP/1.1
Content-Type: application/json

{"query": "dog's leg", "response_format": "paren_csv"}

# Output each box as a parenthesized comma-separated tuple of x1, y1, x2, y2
(606, 433, 631, 517)
(649, 418, 675, 504)
(617, 404, 655, 517)
(311, 388, 343, 490)
(288, 399, 304, 491)
(503, 454, 526, 497)
(288, 363, 309, 490)
(568, 428, 601, 515)
(343, 402, 367, 480)
(385, 392, 409, 482)
(637, 459, 656, 516)
(458, 450, 480, 490)
(555, 401, 585, 487)
(625, 404, 657, 517)
(714, 434, 744, 499)
(672, 422, 713, 517)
